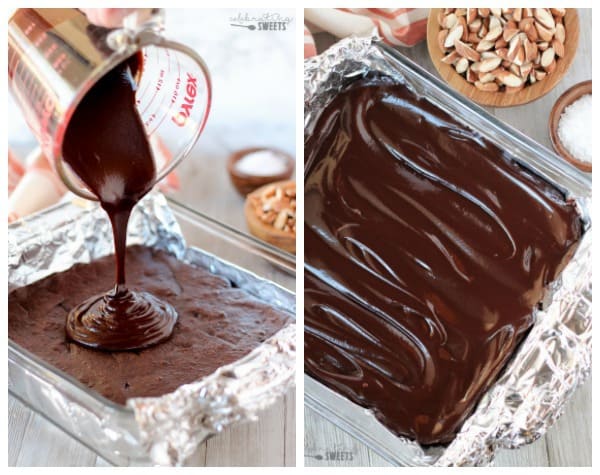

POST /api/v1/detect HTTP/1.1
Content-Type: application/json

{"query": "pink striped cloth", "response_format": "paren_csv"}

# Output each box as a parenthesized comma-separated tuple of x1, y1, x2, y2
(304, 8, 428, 58)
(7, 137, 178, 222)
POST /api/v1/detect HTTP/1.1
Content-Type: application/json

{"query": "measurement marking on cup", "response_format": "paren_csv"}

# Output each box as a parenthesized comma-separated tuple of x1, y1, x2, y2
(171, 73, 198, 127)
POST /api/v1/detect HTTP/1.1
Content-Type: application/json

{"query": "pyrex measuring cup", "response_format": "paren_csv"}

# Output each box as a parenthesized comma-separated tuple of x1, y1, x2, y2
(8, 8, 211, 201)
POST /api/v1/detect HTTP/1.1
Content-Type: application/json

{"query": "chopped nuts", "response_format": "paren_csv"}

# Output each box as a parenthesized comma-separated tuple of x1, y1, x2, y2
(249, 181, 296, 234)
(437, 7, 567, 93)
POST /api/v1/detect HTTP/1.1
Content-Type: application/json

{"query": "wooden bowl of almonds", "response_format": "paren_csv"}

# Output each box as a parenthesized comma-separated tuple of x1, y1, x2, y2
(245, 180, 296, 254)
(427, 8, 579, 106)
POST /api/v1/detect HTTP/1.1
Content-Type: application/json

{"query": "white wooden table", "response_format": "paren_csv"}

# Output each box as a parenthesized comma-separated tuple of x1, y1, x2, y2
(8, 8, 296, 466)
(304, 8, 591, 468)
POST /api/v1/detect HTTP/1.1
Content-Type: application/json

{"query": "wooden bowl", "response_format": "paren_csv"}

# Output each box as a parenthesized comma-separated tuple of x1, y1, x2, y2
(244, 180, 296, 254)
(549, 80, 592, 172)
(427, 9, 580, 107)
(227, 147, 294, 196)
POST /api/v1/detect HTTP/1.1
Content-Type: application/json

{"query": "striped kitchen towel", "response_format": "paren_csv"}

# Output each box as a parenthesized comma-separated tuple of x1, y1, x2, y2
(304, 8, 428, 58)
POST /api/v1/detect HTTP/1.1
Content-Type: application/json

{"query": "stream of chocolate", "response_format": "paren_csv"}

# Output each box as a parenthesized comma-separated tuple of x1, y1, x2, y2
(304, 75, 582, 445)
(62, 53, 177, 351)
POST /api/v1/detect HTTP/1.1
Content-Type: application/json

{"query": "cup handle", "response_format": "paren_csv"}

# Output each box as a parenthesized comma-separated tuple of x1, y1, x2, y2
(145, 36, 213, 188)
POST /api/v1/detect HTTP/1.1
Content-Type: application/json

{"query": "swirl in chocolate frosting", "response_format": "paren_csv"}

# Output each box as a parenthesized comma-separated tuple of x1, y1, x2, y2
(304, 75, 582, 445)
(66, 288, 177, 351)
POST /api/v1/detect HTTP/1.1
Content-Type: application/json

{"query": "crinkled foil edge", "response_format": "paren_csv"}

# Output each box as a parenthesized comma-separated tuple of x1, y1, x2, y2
(8, 192, 296, 466)
(304, 36, 592, 467)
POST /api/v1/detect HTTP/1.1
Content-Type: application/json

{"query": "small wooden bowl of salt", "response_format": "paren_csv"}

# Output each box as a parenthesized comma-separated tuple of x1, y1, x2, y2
(549, 80, 592, 173)
(227, 147, 294, 196)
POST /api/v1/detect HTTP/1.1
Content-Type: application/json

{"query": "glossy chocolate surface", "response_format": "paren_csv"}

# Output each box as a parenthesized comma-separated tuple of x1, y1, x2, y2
(304, 75, 582, 445)
(62, 54, 177, 351)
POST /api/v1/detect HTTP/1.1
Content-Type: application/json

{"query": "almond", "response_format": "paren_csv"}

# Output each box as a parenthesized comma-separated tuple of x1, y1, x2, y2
(489, 15, 502, 32)
(503, 26, 519, 42)
(520, 62, 533, 78)
(454, 8, 467, 17)
(496, 70, 524, 87)
(444, 24, 464, 48)
(537, 41, 549, 51)
(455, 57, 469, 74)
(507, 34, 522, 62)
(513, 45, 525, 66)
(468, 17, 482, 33)
(490, 8, 502, 18)
(509, 63, 521, 76)
(478, 71, 495, 83)
(466, 67, 478, 83)
(523, 22, 538, 42)
(534, 8, 555, 30)
(496, 47, 509, 60)
(518, 17, 534, 30)
(480, 51, 498, 59)
(552, 38, 564, 58)
(437, 10, 446, 27)
(438, 29, 449, 51)
(512, 8, 522, 22)
(478, 23, 488, 39)
(443, 13, 458, 29)
(524, 39, 538, 63)
(467, 8, 477, 24)
(535, 21, 554, 42)
(479, 56, 502, 73)
(467, 32, 481, 44)
(555, 23, 566, 44)
(457, 16, 469, 41)
(495, 37, 508, 49)
(470, 61, 482, 73)
(441, 50, 460, 64)
(534, 69, 547, 81)
(529, 72, 537, 84)
(540, 47, 555, 68)
(475, 80, 499, 92)
(478, 8, 490, 18)
(523, 8, 533, 18)
(550, 8, 566, 18)
(274, 210, 288, 230)
(454, 39, 481, 62)
(544, 59, 556, 74)
(476, 40, 495, 52)
(484, 26, 503, 42)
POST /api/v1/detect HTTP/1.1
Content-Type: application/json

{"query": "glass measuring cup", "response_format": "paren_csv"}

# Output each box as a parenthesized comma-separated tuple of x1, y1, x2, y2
(8, 8, 212, 201)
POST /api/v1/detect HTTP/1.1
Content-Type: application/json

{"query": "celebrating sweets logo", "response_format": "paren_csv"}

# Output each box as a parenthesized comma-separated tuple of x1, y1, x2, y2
(229, 12, 293, 31)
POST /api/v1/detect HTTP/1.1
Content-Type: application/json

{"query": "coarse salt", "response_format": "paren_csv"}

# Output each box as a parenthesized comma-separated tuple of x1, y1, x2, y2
(235, 149, 288, 176)
(557, 94, 592, 165)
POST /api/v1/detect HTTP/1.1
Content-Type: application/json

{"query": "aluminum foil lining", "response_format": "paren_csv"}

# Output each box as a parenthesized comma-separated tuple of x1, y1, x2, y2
(8, 192, 296, 466)
(304, 36, 592, 467)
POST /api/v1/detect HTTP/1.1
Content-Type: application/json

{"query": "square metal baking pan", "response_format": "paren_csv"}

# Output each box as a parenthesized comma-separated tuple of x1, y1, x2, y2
(303, 40, 591, 466)
(8, 196, 295, 466)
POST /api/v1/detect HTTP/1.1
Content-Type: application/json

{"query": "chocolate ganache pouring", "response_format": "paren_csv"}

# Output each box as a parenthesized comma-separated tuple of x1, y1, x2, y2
(63, 53, 177, 351)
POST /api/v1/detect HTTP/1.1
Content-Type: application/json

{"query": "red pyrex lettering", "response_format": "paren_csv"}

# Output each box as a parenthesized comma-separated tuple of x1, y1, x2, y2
(171, 73, 198, 126)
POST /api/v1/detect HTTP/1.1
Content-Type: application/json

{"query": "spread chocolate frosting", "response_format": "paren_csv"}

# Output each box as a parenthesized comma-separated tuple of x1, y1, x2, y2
(304, 75, 582, 445)
(62, 53, 177, 350)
